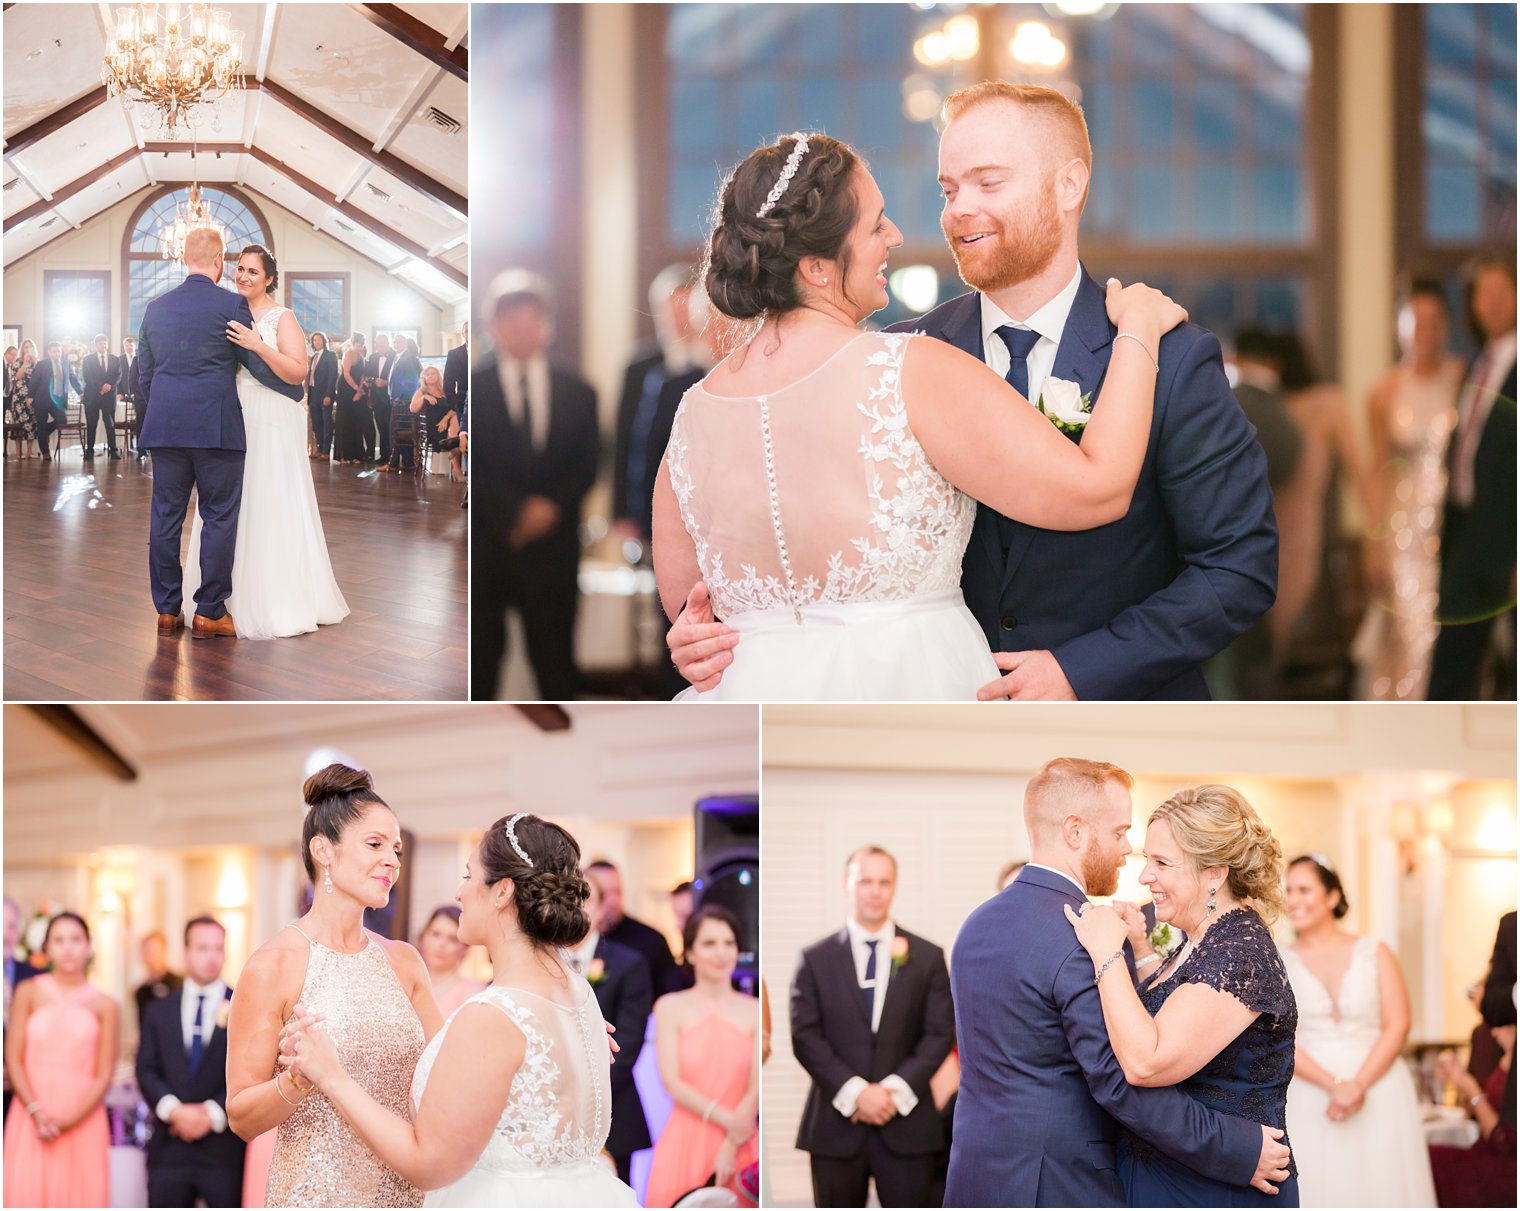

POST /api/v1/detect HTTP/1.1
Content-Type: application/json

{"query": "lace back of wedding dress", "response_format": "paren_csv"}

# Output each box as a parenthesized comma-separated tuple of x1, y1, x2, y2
(667, 331, 974, 622)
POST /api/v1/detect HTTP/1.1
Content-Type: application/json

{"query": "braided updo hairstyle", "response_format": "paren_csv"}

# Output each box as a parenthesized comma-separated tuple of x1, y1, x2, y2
(702, 133, 863, 320)
(1149, 785, 1286, 926)
(301, 763, 391, 883)
(479, 814, 591, 948)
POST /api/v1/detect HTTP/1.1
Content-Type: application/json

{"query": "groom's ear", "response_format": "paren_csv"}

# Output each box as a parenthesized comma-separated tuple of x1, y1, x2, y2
(1054, 156, 1089, 218)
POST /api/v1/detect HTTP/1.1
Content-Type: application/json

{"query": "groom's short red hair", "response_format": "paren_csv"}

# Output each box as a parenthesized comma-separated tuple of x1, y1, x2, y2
(943, 81, 1093, 213)
(1024, 758, 1133, 838)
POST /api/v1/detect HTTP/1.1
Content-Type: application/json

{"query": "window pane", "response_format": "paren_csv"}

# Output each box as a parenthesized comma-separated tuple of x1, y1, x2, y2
(45, 275, 108, 348)
(472, 4, 555, 256)
(290, 277, 346, 342)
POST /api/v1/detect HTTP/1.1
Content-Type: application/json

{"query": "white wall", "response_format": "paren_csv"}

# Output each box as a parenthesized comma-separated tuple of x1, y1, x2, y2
(3, 184, 455, 354)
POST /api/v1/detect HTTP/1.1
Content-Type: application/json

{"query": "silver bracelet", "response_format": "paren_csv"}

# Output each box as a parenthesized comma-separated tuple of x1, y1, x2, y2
(1133, 954, 1161, 970)
(1094, 948, 1127, 985)
(1113, 331, 1159, 371)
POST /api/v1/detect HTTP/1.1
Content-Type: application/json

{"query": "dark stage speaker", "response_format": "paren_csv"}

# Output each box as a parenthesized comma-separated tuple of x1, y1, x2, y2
(693, 794, 759, 994)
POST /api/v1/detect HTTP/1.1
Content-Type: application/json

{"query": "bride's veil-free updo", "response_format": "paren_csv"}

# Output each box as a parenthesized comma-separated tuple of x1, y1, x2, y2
(239, 244, 279, 295)
(479, 815, 592, 949)
(702, 132, 863, 320)
(300, 763, 391, 883)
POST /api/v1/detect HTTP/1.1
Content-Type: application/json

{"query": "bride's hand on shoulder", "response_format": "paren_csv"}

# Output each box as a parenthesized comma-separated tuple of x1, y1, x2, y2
(1103, 278, 1188, 351)
(225, 320, 263, 351)
(1063, 901, 1128, 962)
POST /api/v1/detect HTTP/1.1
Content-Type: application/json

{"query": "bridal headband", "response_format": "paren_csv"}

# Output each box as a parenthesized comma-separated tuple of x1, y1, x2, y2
(757, 133, 811, 218)
(505, 813, 533, 866)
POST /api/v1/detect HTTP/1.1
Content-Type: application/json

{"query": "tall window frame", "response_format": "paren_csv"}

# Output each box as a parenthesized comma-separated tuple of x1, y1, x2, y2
(43, 270, 111, 352)
(285, 273, 351, 345)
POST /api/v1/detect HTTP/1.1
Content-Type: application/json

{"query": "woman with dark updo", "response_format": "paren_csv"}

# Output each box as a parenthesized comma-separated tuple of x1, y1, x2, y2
(651, 130, 1187, 700)
(281, 812, 637, 1207)
(226, 763, 440, 1206)
(183, 243, 350, 639)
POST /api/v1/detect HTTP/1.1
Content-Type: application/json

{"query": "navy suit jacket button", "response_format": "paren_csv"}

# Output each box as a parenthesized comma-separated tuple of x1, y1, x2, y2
(1000, 615, 1018, 631)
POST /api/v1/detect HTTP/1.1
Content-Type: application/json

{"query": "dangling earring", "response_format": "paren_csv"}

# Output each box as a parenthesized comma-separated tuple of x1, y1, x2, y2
(324, 866, 334, 895)
(1206, 886, 1217, 914)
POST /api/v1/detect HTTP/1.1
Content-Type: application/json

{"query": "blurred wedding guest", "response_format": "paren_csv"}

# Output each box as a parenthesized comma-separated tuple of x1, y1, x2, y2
(3, 912, 118, 1207)
(4, 896, 41, 1119)
(80, 332, 122, 461)
(471, 270, 598, 699)
(1280, 855, 1435, 1206)
(136, 916, 245, 1207)
(334, 334, 368, 465)
(442, 323, 468, 476)
(790, 847, 954, 1207)
(408, 366, 452, 473)
(1357, 277, 1463, 700)
(1480, 912, 1516, 1130)
(30, 340, 79, 463)
(671, 880, 696, 937)
(135, 929, 183, 1031)
(646, 906, 759, 1207)
(1429, 1022, 1515, 1208)
(995, 859, 1027, 892)
(366, 333, 396, 465)
(387, 338, 423, 471)
(1429, 255, 1518, 699)
(6, 346, 39, 460)
(1232, 330, 1307, 491)
(120, 336, 142, 454)
(586, 859, 680, 997)
(416, 905, 483, 1019)
(569, 874, 652, 1183)
(307, 331, 339, 463)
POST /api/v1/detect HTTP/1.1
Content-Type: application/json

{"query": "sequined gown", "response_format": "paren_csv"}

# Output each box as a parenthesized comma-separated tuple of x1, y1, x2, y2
(265, 928, 425, 1207)
(1120, 908, 1300, 1207)
(411, 983, 636, 1207)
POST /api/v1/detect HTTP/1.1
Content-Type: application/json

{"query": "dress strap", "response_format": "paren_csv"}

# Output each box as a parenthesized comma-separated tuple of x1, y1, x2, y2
(289, 922, 314, 945)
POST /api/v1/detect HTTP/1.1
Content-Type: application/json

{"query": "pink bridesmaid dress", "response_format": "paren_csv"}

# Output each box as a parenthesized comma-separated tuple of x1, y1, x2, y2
(645, 1013, 758, 1208)
(2, 974, 110, 1208)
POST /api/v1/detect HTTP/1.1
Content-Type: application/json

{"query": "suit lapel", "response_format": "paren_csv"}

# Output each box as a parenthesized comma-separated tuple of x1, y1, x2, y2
(875, 927, 906, 1032)
(162, 989, 191, 1086)
(830, 927, 873, 1030)
(999, 268, 1114, 591)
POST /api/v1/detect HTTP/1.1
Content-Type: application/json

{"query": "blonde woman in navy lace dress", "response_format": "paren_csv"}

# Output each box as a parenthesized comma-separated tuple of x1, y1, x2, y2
(1068, 786, 1299, 1207)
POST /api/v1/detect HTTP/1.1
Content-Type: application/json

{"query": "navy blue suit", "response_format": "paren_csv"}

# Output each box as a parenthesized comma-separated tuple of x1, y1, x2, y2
(887, 269, 1277, 699)
(588, 936, 653, 1175)
(946, 866, 1261, 1207)
(29, 356, 80, 453)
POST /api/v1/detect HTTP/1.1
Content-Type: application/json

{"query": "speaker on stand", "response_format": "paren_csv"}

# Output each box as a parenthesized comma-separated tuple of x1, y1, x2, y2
(692, 794, 758, 995)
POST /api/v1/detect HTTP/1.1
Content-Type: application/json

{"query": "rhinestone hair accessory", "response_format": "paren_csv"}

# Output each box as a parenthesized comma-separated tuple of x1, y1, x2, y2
(505, 813, 533, 866)
(756, 133, 811, 218)
(1307, 852, 1337, 873)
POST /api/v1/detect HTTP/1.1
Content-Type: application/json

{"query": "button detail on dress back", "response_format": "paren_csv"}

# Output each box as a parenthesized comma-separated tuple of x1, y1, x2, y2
(757, 398, 804, 624)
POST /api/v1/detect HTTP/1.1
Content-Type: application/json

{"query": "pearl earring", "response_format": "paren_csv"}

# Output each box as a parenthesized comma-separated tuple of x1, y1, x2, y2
(324, 866, 334, 895)
(1206, 886, 1217, 914)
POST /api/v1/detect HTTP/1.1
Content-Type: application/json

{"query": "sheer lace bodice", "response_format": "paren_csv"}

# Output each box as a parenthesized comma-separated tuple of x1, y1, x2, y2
(411, 982, 613, 1175)
(668, 331, 974, 622)
(240, 306, 293, 390)
(1281, 936, 1382, 1051)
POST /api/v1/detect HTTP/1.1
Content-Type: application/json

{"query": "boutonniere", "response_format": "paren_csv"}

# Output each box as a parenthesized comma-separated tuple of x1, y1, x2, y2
(585, 957, 606, 985)
(1148, 922, 1180, 961)
(888, 935, 910, 971)
(1037, 377, 1094, 434)
(215, 1000, 231, 1031)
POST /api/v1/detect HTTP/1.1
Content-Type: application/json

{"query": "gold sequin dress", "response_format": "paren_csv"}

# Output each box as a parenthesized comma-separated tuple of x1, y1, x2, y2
(265, 926, 425, 1207)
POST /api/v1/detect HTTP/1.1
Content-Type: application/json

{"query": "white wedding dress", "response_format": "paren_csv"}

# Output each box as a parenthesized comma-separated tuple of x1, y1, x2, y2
(183, 304, 349, 638)
(1280, 937, 1437, 1207)
(412, 983, 637, 1208)
(667, 330, 1000, 700)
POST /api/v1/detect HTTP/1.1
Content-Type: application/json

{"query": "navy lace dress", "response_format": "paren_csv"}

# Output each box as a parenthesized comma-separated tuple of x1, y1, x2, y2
(1120, 907, 1300, 1207)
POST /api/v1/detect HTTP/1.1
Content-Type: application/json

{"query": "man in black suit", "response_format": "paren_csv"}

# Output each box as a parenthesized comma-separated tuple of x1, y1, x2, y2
(471, 271, 599, 699)
(306, 332, 339, 461)
(366, 333, 397, 465)
(585, 859, 680, 997)
(569, 873, 653, 1182)
(1480, 910, 1516, 1130)
(790, 846, 955, 1207)
(134, 930, 183, 1031)
(444, 321, 468, 426)
(135, 917, 244, 1207)
(1430, 254, 1517, 699)
(119, 337, 143, 455)
(80, 333, 122, 460)
(29, 340, 79, 461)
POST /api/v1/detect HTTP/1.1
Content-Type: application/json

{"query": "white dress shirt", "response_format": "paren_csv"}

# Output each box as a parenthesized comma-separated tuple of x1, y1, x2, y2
(831, 918, 919, 1120)
(500, 353, 551, 452)
(566, 931, 600, 976)
(153, 977, 229, 1133)
(1023, 862, 1089, 900)
(978, 265, 1084, 410)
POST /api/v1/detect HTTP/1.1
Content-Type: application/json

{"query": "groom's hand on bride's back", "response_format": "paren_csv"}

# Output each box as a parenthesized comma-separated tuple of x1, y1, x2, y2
(1251, 1125, 1291, 1195)
(668, 581, 739, 692)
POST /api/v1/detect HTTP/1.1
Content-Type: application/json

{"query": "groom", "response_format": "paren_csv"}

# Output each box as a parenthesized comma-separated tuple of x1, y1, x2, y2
(668, 83, 1277, 700)
(947, 757, 1288, 1205)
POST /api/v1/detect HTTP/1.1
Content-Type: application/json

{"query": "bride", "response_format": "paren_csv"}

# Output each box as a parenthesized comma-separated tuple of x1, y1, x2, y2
(279, 813, 638, 1209)
(651, 131, 1184, 701)
(183, 245, 350, 639)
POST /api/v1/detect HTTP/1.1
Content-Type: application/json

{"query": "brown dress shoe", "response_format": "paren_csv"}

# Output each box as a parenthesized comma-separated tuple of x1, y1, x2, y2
(191, 612, 237, 639)
(157, 613, 183, 636)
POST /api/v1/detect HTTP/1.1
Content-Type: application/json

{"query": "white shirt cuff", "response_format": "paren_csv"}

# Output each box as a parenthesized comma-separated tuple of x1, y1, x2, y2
(832, 1076, 867, 1118)
(881, 1074, 919, 1117)
(155, 1094, 182, 1122)
(203, 1101, 227, 1133)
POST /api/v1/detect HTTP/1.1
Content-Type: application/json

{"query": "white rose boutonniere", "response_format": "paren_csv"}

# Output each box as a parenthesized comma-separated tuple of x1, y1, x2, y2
(889, 935, 910, 971)
(215, 999, 232, 1031)
(1037, 376, 1094, 435)
(1148, 921, 1180, 961)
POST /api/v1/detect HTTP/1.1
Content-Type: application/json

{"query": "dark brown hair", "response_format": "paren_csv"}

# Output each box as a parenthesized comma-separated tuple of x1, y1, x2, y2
(43, 911, 90, 949)
(239, 244, 279, 294)
(682, 903, 744, 959)
(1289, 854, 1350, 920)
(420, 904, 462, 939)
(479, 815, 590, 949)
(184, 915, 225, 945)
(301, 763, 392, 883)
(703, 133, 863, 320)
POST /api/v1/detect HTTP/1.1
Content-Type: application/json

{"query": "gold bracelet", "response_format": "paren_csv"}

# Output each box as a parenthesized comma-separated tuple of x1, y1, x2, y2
(274, 1070, 304, 1107)
(290, 1070, 316, 1095)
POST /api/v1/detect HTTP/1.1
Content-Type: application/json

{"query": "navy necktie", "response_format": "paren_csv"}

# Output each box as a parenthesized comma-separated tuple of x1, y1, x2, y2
(188, 994, 206, 1074)
(862, 939, 879, 1026)
(993, 325, 1042, 544)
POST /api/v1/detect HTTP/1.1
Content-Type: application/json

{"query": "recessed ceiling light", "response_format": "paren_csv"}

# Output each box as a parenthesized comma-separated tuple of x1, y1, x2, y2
(26, 49, 42, 60)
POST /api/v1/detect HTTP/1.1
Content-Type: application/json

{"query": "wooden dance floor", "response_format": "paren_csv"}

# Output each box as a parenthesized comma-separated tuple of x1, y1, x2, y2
(3, 451, 467, 701)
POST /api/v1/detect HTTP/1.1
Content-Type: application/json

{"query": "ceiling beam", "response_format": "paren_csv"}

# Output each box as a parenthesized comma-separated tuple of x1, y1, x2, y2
(28, 705, 138, 781)
(4, 146, 141, 233)
(4, 86, 109, 157)
(348, 4, 467, 81)
(255, 0, 281, 81)
(258, 77, 464, 218)
(246, 144, 465, 287)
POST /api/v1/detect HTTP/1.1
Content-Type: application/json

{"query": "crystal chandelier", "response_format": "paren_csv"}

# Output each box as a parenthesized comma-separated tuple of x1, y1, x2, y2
(157, 177, 225, 262)
(102, 4, 245, 137)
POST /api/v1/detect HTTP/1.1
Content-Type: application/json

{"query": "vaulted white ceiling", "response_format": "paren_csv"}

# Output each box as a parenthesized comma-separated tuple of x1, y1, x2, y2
(3, 2, 467, 307)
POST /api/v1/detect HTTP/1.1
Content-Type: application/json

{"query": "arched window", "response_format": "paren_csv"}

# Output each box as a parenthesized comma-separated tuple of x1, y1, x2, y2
(122, 185, 271, 339)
